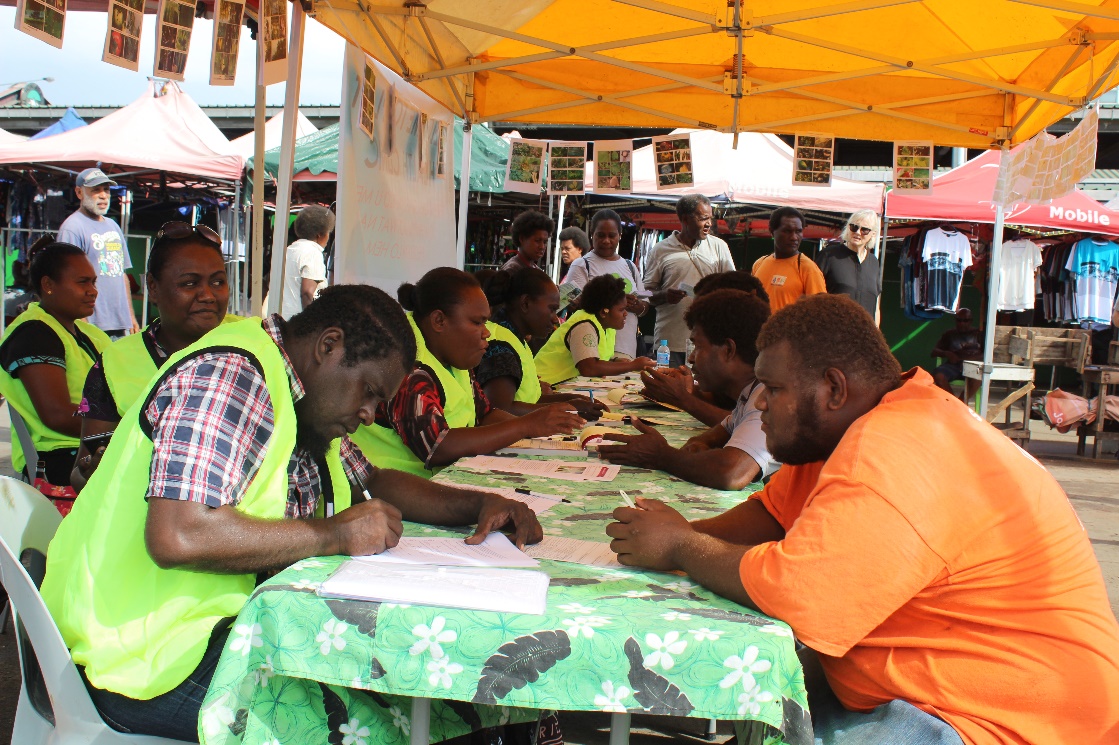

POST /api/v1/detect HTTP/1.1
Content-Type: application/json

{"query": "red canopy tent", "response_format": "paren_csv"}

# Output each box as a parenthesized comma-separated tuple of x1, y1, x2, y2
(885, 151, 1119, 236)
(0, 81, 243, 186)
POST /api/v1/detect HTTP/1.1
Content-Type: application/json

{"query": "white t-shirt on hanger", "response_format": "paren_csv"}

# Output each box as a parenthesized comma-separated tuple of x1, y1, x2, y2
(997, 239, 1043, 312)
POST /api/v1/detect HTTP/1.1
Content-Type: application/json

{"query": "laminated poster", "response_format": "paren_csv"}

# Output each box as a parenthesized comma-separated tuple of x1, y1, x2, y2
(15, 0, 66, 48)
(793, 133, 834, 186)
(358, 61, 376, 140)
(593, 139, 633, 194)
(259, 0, 288, 86)
(504, 138, 547, 195)
(547, 142, 587, 195)
(103, 0, 143, 71)
(154, 0, 195, 82)
(893, 141, 933, 193)
(437, 122, 448, 178)
(210, 0, 245, 86)
(652, 133, 694, 190)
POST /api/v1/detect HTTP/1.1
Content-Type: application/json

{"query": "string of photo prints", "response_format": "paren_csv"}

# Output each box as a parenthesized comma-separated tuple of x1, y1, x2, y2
(793, 132, 834, 186)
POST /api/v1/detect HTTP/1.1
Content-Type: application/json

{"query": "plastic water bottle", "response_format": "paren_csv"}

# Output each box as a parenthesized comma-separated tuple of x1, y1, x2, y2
(656, 339, 671, 367)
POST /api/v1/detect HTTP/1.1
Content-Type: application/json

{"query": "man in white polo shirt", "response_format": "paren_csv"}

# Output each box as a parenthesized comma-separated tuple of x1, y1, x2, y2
(598, 289, 776, 489)
(643, 194, 736, 366)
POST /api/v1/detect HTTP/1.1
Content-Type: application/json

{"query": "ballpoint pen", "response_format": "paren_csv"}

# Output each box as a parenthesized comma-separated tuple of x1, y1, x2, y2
(515, 487, 571, 504)
(620, 490, 635, 508)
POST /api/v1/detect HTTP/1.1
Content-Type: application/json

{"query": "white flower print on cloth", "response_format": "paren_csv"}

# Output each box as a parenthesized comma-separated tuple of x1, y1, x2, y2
(230, 623, 263, 656)
(390, 706, 411, 735)
(291, 559, 325, 571)
(339, 717, 370, 745)
(200, 694, 235, 739)
(644, 631, 687, 670)
(636, 482, 665, 494)
(596, 570, 631, 582)
(253, 655, 275, 687)
(719, 645, 772, 690)
(661, 611, 692, 622)
(562, 615, 610, 639)
(290, 578, 320, 591)
(410, 616, 457, 658)
(427, 656, 465, 688)
(594, 681, 631, 712)
(737, 684, 775, 717)
(688, 627, 724, 642)
(759, 624, 793, 638)
(661, 579, 699, 593)
(558, 602, 596, 614)
(316, 618, 348, 655)
(623, 589, 655, 599)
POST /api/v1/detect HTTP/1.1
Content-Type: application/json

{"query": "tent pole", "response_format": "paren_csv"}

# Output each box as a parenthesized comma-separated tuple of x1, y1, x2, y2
(251, 45, 267, 317)
(267, 0, 306, 316)
(552, 194, 567, 283)
(231, 178, 242, 315)
(456, 122, 473, 270)
(979, 145, 1009, 417)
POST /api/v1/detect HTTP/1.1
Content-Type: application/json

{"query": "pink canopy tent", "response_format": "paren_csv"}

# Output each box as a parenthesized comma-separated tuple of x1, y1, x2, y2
(0, 127, 25, 144)
(886, 150, 1119, 236)
(0, 82, 243, 185)
(629, 130, 885, 214)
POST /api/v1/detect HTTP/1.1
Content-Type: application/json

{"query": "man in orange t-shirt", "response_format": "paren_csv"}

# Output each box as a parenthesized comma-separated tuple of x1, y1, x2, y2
(608, 294, 1119, 745)
(751, 207, 827, 312)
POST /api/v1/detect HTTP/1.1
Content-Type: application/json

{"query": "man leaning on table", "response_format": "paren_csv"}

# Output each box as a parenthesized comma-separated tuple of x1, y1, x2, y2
(607, 294, 1119, 745)
(39, 284, 542, 743)
(598, 289, 778, 490)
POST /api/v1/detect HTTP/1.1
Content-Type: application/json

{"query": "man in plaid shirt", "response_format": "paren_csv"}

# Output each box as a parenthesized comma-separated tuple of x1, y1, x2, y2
(43, 284, 542, 741)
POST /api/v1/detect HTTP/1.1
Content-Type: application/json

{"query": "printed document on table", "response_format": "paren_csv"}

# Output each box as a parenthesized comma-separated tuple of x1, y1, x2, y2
(456, 455, 620, 482)
(525, 536, 623, 567)
(436, 484, 565, 515)
(320, 562, 551, 615)
(353, 533, 540, 568)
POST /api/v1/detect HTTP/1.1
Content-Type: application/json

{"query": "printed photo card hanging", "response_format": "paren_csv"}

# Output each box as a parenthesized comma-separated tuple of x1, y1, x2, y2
(793, 133, 834, 186)
(593, 140, 633, 194)
(15, 0, 66, 48)
(103, 0, 144, 71)
(547, 142, 588, 195)
(154, 0, 194, 81)
(259, 0, 288, 85)
(893, 141, 934, 193)
(651, 133, 694, 190)
(210, 0, 245, 86)
(504, 138, 548, 194)
(358, 62, 376, 140)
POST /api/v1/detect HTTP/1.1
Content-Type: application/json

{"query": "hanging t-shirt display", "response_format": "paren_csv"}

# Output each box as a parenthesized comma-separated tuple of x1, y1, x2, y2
(1064, 237, 1119, 326)
(921, 227, 972, 313)
(997, 239, 1043, 312)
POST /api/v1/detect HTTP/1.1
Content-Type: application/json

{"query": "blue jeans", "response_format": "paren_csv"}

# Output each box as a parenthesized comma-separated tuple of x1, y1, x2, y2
(813, 692, 963, 745)
(80, 626, 230, 742)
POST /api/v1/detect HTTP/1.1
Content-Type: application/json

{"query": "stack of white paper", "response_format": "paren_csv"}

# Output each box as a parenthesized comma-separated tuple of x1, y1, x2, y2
(319, 562, 551, 615)
(353, 533, 540, 568)
(456, 455, 620, 482)
(525, 536, 623, 568)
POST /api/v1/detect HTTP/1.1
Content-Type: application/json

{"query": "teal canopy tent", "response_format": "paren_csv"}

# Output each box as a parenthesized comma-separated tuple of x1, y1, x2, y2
(248, 118, 508, 193)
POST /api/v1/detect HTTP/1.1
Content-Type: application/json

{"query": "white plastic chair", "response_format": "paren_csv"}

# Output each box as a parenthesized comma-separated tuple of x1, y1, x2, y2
(0, 476, 181, 744)
(8, 403, 39, 481)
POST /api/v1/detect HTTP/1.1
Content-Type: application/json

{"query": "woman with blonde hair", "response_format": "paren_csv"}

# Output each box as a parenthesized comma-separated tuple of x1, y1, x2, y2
(816, 208, 883, 324)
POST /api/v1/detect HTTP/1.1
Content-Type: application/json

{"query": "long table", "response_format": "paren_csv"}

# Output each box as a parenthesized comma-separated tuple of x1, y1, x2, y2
(199, 391, 810, 745)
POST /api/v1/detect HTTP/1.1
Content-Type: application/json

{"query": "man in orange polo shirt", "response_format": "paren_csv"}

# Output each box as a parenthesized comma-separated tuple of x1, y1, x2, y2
(607, 294, 1119, 744)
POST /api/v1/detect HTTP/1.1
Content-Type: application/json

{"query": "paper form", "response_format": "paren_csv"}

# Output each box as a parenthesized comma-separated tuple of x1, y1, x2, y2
(438, 484, 565, 515)
(319, 562, 551, 614)
(525, 536, 623, 568)
(353, 533, 540, 568)
(456, 456, 620, 482)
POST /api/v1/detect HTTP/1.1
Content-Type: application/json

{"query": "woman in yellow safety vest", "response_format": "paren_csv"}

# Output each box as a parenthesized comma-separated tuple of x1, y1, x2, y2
(350, 267, 586, 478)
(476, 268, 601, 417)
(73, 221, 232, 489)
(534, 274, 656, 385)
(0, 242, 111, 484)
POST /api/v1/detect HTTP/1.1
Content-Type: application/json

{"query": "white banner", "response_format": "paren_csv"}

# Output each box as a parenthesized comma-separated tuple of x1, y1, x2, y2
(336, 45, 455, 295)
(993, 109, 1098, 206)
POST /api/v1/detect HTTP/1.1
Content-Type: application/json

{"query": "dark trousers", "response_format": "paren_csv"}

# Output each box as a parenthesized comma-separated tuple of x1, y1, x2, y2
(80, 627, 230, 743)
(23, 447, 78, 486)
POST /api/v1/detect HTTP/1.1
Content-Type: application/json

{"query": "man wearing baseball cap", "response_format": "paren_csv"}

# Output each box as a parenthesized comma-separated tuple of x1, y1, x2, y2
(56, 168, 138, 337)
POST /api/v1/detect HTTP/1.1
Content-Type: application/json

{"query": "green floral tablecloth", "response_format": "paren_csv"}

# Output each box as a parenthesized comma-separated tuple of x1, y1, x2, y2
(200, 394, 811, 745)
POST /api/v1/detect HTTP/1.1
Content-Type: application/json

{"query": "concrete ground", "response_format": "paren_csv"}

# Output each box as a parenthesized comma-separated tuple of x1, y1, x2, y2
(0, 409, 1116, 745)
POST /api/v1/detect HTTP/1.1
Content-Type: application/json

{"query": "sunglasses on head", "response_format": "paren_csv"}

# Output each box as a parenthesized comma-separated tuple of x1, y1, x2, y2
(849, 225, 874, 235)
(156, 221, 221, 248)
